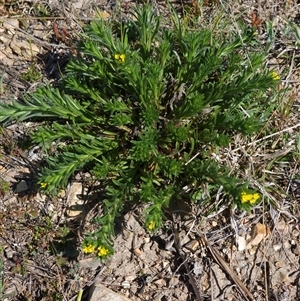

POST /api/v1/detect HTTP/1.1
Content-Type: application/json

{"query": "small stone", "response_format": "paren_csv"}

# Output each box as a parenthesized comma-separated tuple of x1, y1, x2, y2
(168, 277, 179, 288)
(0, 35, 10, 46)
(211, 220, 217, 227)
(162, 261, 169, 268)
(4, 245, 14, 258)
(10, 36, 39, 59)
(226, 294, 235, 301)
(272, 268, 289, 286)
(71, 0, 84, 10)
(32, 23, 47, 39)
(133, 247, 142, 257)
(0, 165, 7, 172)
(66, 182, 86, 218)
(184, 239, 199, 252)
(58, 190, 66, 198)
(276, 220, 286, 231)
(236, 235, 246, 251)
(4, 195, 17, 206)
(275, 261, 284, 268)
(273, 244, 282, 251)
(246, 223, 270, 249)
(16, 180, 28, 192)
(88, 283, 133, 301)
(121, 281, 130, 289)
(248, 247, 256, 255)
(79, 258, 100, 270)
(153, 278, 166, 287)
(143, 237, 150, 243)
(222, 248, 228, 255)
(124, 275, 135, 282)
(193, 261, 202, 276)
(97, 11, 110, 19)
(3, 19, 19, 33)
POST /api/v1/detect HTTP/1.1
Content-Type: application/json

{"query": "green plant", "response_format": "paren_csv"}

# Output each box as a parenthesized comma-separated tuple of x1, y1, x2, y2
(0, 178, 9, 198)
(21, 63, 42, 83)
(0, 4, 279, 258)
(33, 3, 50, 17)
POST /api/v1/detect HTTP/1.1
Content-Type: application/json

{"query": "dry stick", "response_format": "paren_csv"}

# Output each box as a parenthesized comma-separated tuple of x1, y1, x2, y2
(197, 233, 254, 301)
(172, 224, 202, 301)
(232, 122, 300, 153)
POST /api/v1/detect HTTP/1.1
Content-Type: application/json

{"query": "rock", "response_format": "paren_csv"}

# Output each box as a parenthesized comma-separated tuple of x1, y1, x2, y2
(276, 220, 286, 231)
(246, 223, 270, 249)
(10, 36, 39, 60)
(153, 278, 166, 287)
(66, 182, 86, 218)
(97, 11, 110, 19)
(88, 283, 133, 301)
(79, 257, 100, 270)
(184, 239, 199, 252)
(71, 0, 84, 10)
(272, 268, 289, 286)
(3, 19, 20, 34)
(3, 195, 17, 206)
(236, 235, 246, 251)
(0, 51, 14, 66)
(168, 277, 179, 288)
(193, 261, 202, 276)
(273, 244, 282, 251)
(16, 180, 28, 192)
(121, 281, 130, 289)
(0, 164, 7, 172)
(211, 220, 218, 227)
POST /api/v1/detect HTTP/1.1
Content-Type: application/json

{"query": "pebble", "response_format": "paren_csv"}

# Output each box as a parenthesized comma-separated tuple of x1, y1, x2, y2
(10, 36, 39, 60)
(66, 182, 85, 218)
(273, 244, 282, 251)
(88, 283, 133, 301)
(2, 19, 19, 34)
(168, 277, 179, 288)
(184, 239, 199, 252)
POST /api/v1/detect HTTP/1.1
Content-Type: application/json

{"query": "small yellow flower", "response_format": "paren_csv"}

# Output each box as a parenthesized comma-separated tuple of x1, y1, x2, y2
(271, 71, 280, 81)
(40, 182, 47, 189)
(147, 221, 155, 231)
(240, 191, 260, 204)
(114, 53, 125, 63)
(83, 244, 95, 254)
(97, 246, 109, 257)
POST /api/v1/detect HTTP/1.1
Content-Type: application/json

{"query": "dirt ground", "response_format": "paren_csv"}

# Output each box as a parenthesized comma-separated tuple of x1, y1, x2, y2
(1, 0, 300, 301)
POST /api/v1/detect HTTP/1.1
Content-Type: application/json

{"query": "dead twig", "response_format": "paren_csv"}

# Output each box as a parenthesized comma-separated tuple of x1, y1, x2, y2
(197, 232, 254, 301)
(172, 222, 202, 301)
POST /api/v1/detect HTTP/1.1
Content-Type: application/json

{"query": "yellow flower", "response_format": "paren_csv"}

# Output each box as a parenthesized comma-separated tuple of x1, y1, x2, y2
(271, 71, 280, 80)
(114, 53, 125, 63)
(98, 246, 109, 257)
(40, 182, 47, 189)
(147, 221, 155, 231)
(83, 244, 95, 254)
(240, 191, 260, 204)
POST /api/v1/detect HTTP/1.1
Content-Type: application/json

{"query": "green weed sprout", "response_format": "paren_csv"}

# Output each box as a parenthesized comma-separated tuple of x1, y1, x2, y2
(0, 4, 279, 257)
